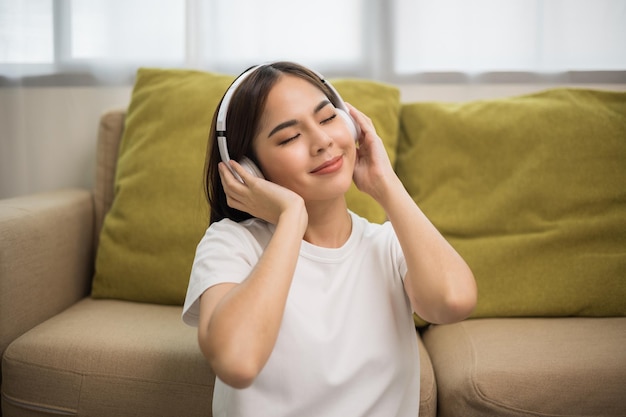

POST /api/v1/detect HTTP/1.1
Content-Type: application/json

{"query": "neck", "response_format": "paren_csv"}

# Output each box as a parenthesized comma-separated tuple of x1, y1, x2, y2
(303, 198, 352, 248)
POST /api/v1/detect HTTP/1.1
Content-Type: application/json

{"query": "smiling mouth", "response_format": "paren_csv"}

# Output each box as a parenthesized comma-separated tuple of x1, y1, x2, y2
(310, 155, 344, 174)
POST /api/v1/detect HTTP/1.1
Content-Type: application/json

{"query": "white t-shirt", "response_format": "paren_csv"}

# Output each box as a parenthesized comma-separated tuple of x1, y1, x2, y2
(183, 211, 420, 417)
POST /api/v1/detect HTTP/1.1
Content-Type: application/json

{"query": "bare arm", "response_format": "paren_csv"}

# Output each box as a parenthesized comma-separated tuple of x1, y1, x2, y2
(197, 161, 308, 388)
(374, 178, 476, 324)
(349, 104, 477, 324)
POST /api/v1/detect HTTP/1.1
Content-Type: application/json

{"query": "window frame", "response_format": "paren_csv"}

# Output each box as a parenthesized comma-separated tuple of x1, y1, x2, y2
(1, 0, 625, 87)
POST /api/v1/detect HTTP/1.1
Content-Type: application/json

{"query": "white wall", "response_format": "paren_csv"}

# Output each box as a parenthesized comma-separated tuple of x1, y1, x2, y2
(0, 87, 132, 199)
(1, 83, 624, 200)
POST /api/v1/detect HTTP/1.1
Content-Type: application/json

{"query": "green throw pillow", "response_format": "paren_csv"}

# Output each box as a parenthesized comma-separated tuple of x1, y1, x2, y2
(92, 68, 400, 305)
(397, 88, 626, 319)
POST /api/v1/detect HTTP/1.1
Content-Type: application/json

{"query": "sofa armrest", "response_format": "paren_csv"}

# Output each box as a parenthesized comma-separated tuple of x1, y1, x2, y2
(0, 189, 94, 358)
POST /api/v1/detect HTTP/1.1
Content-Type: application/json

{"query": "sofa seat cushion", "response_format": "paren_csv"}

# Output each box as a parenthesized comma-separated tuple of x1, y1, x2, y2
(1, 298, 215, 417)
(417, 331, 437, 417)
(2, 298, 437, 417)
(422, 317, 626, 417)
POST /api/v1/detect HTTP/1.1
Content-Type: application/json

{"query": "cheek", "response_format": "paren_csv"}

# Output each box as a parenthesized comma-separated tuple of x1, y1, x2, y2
(342, 136, 357, 164)
(255, 147, 307, 185)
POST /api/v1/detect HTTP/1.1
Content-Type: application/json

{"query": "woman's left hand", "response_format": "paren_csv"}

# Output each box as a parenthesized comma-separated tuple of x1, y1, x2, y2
(348, 104, 476, 324)
(348, 103, 399, 202)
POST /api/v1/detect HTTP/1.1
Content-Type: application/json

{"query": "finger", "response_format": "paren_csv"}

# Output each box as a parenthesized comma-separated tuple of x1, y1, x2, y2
(345, 102, 373, 126)
(219, 175, 246, 210)
(219, 161, 247, 185)
(218, 162, 237, 187)
(220, 162, 263, 213)
(345, 103, 376, 144)
(219, 163, 248, 203)
(229, 160, 259, 186)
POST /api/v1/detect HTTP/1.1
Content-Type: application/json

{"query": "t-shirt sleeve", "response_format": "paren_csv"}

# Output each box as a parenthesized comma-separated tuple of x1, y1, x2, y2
(182, 219, 262, 327)
(383, 221, 408, 281)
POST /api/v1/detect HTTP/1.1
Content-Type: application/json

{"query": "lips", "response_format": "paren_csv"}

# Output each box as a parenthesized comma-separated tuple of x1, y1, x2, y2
(310, 155, 344, 174)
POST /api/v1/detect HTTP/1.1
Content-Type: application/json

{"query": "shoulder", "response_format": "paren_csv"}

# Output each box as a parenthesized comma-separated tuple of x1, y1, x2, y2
(200, 217, 274, 250)
(208, 216, 271, 236)
(192, 217, 274, 267)
(350, 212, 404, 267)
(183, 218, 272, 326)
(350, 211, 395, 241)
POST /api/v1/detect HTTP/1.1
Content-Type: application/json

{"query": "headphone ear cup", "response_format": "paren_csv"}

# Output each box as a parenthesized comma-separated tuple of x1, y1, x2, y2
(337, 109, 359, 141)
(239, 156, 265, 180)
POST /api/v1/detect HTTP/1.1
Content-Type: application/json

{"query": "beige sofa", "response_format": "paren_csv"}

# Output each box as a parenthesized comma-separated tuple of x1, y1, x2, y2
(1, 69, 625, 416)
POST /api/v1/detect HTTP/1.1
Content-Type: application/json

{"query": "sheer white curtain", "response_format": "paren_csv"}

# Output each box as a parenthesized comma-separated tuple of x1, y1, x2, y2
(2, 0, 625, 84)
(0, 0, 369, 83)
(393, 0, 626, 78)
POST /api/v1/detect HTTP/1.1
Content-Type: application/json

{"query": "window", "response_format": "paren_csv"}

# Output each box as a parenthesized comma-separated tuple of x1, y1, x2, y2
(0, 0, 53, 63)
(394, 0, 626, 73)
(70, 0, 185, 62)
(208, 0, 364, 71)
(1, 0, 625, 84)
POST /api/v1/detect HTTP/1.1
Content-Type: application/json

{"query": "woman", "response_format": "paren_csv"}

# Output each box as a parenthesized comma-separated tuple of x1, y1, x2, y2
(183, 61, 476, 416)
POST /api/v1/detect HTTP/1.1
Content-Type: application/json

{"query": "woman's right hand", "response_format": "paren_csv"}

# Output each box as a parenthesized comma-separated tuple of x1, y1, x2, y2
(219, 160, 308, 233)
(202, 161, 309, 388)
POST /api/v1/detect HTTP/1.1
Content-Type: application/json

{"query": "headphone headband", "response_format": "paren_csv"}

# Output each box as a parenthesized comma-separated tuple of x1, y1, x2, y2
(216, 64, 263, 134)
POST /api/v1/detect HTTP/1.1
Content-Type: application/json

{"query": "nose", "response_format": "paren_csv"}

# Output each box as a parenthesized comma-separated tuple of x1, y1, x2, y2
(309, 126, 333, 155)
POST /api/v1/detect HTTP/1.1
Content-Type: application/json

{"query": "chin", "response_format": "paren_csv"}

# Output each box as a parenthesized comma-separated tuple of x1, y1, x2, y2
(299, 178, 351, 202)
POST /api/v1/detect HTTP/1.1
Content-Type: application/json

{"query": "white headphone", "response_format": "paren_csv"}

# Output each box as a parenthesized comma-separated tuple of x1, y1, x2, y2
(216, 64, 360, 182)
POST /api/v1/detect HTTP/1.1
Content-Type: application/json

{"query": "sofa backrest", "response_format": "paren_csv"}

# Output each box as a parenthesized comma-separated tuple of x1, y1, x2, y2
(93, 110, 125, 254)
(91, 69, 626, 323)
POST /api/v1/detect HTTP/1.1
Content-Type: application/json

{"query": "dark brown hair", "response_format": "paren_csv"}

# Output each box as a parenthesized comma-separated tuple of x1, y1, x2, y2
(204, 61, 341, 225)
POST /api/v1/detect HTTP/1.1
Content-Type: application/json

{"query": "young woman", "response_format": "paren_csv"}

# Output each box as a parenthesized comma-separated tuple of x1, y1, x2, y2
(182, 61, 476, 417)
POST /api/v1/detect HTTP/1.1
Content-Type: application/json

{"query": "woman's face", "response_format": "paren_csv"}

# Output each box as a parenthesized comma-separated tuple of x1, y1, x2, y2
(253, 75, 356, 203)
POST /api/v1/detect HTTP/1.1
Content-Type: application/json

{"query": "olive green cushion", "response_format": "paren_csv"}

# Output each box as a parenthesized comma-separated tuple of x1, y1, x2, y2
(397, 88, 626, 319)
(92, 68, 400, 304)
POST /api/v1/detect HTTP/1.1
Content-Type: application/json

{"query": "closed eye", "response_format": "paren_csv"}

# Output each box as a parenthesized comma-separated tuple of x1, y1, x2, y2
(321, 113, 337, 124)
(280, 113, 336, 145)
(279, 134, 300, 146)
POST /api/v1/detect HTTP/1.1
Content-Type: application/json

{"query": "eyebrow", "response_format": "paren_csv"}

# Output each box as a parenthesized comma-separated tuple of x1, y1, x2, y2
(267, 99, 332, 138)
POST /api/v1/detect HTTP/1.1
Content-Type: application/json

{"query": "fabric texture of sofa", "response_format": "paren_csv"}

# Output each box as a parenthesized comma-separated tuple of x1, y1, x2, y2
(1, 68, 625, 417)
